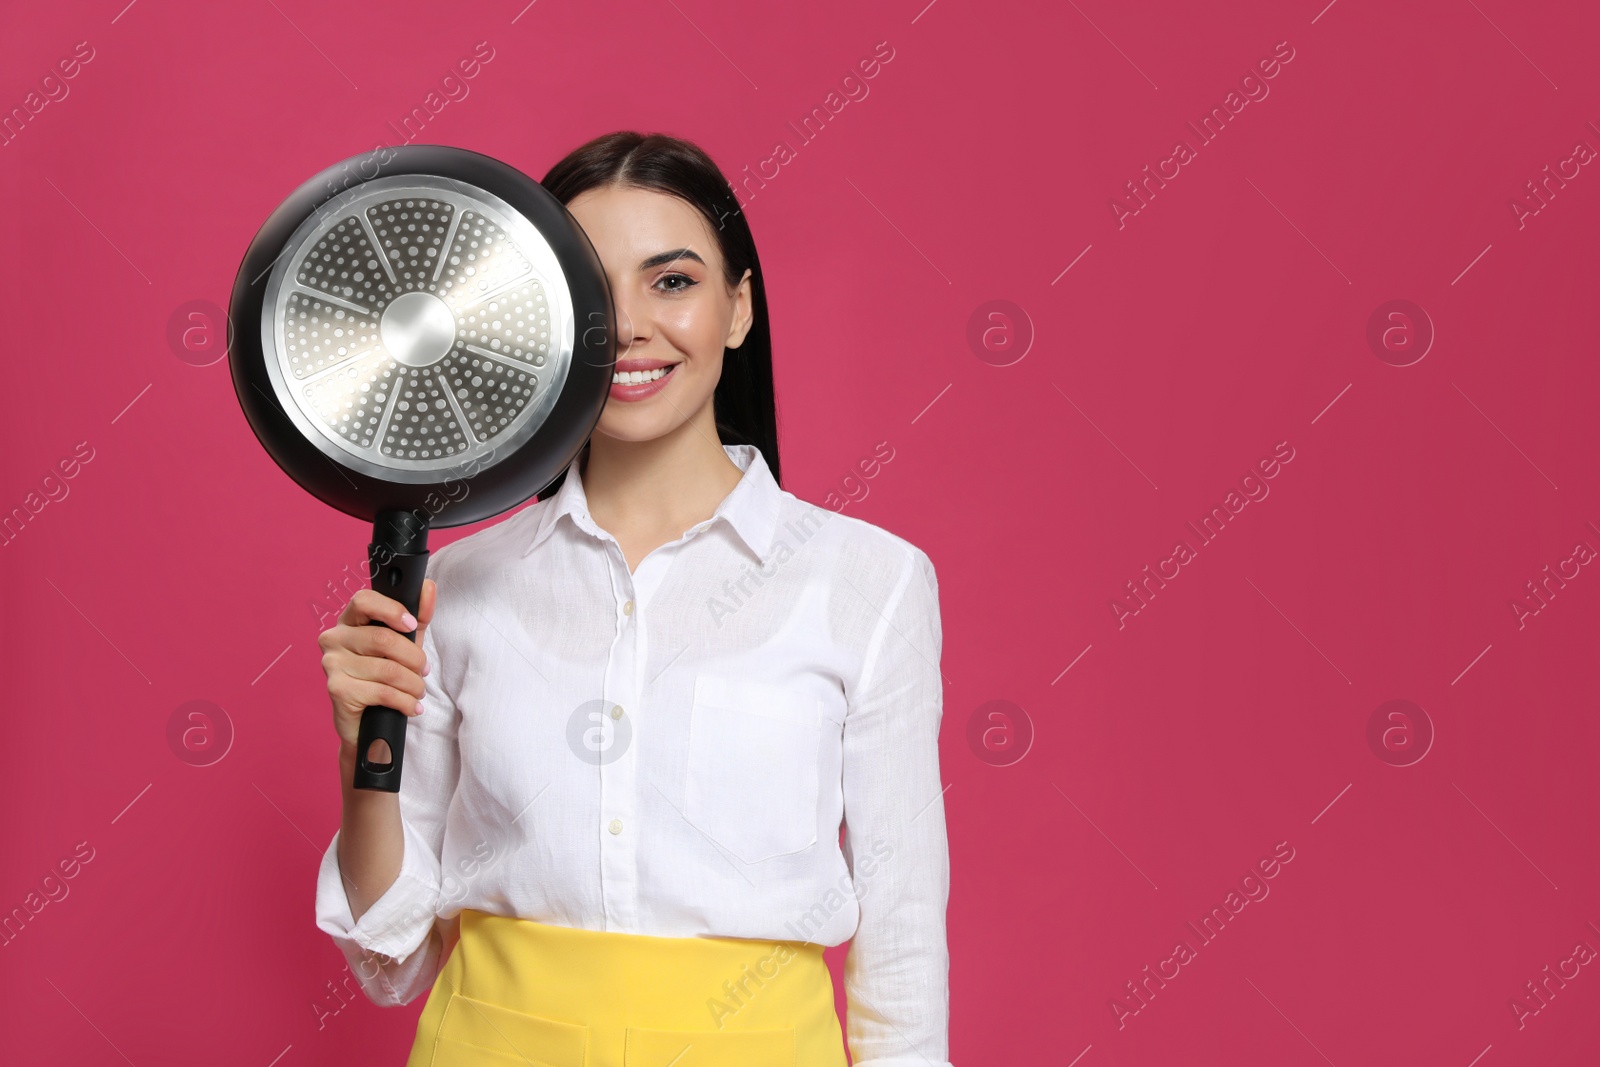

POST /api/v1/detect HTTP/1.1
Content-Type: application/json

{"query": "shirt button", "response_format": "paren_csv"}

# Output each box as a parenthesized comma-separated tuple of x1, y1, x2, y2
(608, 818, 623, 835)
(623, 600, 634, 616)
(611, 704, 624, 720)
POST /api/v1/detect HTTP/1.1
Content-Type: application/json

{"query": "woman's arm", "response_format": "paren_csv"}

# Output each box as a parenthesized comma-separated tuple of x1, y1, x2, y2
(336, 739, 402, 924)
(840, 546, 954, 1067)
(314, 579, 463, 1007)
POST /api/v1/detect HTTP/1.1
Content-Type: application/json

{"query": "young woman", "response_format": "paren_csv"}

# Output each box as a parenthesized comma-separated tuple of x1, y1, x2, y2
(314, 131, 952, 1067)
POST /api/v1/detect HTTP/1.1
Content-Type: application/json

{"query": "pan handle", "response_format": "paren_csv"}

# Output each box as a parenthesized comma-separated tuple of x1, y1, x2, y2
(353, 511, 431, 792)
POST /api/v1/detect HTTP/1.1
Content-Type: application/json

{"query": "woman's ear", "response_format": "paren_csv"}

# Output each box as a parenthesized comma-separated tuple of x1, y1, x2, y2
(725, 268, 754, 350)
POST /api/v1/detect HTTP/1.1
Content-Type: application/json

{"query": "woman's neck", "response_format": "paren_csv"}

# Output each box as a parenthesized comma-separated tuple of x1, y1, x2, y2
(582, 415, 744, 551)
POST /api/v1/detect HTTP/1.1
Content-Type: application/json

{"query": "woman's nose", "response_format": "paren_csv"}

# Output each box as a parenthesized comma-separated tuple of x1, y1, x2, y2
(611, 290, 647, 350)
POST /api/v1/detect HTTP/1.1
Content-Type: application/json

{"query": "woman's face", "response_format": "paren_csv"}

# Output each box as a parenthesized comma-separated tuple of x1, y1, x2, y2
(566, 184, 753, 444)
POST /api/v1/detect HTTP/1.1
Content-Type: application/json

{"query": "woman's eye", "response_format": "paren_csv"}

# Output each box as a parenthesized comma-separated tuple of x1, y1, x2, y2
(655, 273, 696, 293)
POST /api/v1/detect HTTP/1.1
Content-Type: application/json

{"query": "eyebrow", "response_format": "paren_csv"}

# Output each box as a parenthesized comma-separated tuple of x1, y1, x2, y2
(638, 248, 705, 270)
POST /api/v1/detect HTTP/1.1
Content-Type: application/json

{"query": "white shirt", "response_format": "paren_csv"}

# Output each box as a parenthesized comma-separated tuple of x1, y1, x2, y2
(315, 442, 952, 1067)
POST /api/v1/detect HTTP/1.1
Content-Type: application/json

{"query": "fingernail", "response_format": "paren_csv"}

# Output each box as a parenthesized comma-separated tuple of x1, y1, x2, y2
(423, 660, 432, 677)
(400, 612, 418, 631)
(415, 701, 425, 715)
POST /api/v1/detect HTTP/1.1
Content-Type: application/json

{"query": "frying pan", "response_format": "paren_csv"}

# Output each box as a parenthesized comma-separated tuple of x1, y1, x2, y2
(228, 144, 615, 791)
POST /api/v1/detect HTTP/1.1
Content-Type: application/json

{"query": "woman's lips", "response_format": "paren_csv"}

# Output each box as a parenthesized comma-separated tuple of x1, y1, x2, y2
(609, 361, 678, 401)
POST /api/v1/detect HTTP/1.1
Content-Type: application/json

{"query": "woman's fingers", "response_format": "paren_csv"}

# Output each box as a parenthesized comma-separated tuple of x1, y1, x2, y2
(339, 587, 420, 634)
(417, 578, 437, 627)
(338, 652, 425, 706)
(344, 678, 424, 718)
(322, 645, 424, 726)
(332, 585, 432, 676)
(341, 622, 427, 678)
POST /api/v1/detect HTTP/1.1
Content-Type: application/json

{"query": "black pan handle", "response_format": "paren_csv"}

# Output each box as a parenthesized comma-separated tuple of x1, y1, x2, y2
(353, 510, 430, 792)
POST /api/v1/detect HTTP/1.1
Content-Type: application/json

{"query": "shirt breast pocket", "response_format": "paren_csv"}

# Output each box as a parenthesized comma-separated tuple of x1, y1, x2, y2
(684, 673, 822, 864)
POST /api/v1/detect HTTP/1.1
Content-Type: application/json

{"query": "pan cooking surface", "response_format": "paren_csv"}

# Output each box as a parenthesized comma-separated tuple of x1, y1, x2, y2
(260, 175, 576, 481)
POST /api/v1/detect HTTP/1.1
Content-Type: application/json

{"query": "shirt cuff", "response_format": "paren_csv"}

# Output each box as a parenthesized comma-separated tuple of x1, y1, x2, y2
(314, 818, 442, 961)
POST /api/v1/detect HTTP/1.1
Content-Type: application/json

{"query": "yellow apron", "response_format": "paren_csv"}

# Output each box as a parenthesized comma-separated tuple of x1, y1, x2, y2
(405, 909, 850, 1067)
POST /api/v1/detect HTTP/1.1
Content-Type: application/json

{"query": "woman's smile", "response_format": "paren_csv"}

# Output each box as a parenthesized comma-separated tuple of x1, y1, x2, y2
(609, 357, 680, 401)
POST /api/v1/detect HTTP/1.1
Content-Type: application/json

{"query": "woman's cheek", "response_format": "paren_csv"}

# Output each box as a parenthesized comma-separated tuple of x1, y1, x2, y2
(662, 305, 706, 340)
(661, 311, 721, 361)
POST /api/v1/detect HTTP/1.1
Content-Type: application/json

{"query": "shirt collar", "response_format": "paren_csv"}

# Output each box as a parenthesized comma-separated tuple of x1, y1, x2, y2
(521, 442, 782, 564)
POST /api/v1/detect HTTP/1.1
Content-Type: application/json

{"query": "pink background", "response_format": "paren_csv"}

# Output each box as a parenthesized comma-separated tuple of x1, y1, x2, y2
(3, 0, 1598, 1064)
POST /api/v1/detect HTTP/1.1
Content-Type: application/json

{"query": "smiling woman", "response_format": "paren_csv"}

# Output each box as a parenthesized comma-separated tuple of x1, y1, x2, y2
(535, 135, 772, 510)
(314, 131, 954, 1067)
(562, 186, 754, 476)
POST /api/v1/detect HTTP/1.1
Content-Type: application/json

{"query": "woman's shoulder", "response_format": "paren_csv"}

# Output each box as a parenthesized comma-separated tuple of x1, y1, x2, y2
(774, 488, 935, 584)
(775, 492, 942, 646)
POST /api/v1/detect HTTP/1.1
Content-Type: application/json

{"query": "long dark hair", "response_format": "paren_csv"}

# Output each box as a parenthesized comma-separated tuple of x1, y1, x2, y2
(536, 131, 779, 498)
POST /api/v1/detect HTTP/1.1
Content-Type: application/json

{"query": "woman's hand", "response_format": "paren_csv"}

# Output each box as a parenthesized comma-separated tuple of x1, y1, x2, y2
(318, 579, 437, 751)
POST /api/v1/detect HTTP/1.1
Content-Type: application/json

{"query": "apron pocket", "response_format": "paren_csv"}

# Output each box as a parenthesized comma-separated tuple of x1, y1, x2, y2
(431, 992, 588, 1067)
(624, 1024, 796, 1067)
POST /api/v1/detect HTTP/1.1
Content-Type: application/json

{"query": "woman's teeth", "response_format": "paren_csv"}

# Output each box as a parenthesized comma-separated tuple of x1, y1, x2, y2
(613, 365, 673, 385)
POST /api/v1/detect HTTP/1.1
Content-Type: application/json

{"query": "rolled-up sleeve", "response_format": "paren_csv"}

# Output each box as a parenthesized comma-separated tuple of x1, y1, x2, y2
(841, 545, 953, 1067)
(314, 606, 461, 1006)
